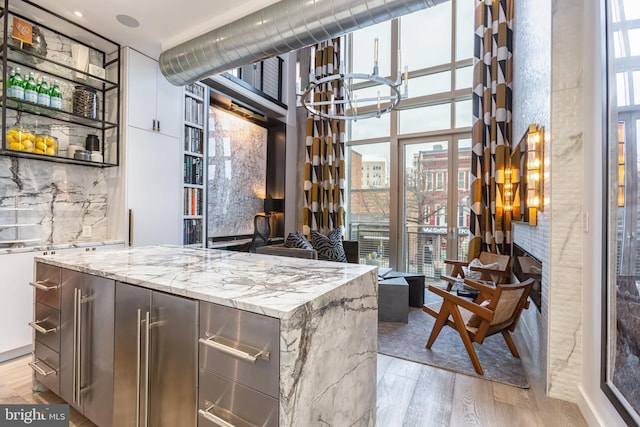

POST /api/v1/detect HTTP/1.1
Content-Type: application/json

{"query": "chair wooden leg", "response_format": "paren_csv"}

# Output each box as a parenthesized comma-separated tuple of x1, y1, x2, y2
(426, 304, 450, 349)
(501, 330, 520, 358)
(449, 305, 484, 376)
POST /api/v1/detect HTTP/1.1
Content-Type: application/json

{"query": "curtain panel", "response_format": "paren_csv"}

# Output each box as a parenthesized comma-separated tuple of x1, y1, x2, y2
(469, 0, 514, 258)
(302, 38, 346, 235)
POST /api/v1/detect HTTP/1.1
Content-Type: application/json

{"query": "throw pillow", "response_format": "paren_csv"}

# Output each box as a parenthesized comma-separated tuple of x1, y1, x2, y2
(284, 231, 313, 250)
(463, 258, 500, 280)
(466, 299, 491, 329)
(311, 229, 347, 262)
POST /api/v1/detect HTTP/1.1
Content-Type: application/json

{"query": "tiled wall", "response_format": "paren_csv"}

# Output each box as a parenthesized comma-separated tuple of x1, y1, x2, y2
(546, 0, 584, 401)
(512, 0, 552, 387)
(0, 157, 109, 246)
(513, 0, 584, 402)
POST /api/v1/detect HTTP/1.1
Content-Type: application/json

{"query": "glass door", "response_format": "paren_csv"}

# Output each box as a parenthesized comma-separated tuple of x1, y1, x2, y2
(401, 135, 471, 279)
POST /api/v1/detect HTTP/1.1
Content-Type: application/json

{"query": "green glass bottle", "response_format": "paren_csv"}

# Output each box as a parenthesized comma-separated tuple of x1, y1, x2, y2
(50, 80, 62, 110)
(38, 76, 50, 107)
(24, 72, 38, 103)
(11, 67, 24, 100)
(7, 69, 15, 97)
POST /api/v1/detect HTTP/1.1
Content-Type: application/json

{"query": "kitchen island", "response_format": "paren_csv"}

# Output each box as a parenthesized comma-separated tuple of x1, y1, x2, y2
(32, 245, 378, 427)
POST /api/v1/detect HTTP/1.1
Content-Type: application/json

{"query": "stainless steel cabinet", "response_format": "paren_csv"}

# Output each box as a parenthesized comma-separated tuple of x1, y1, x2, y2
(198, 301, 279, 427)
(114, 282, 198, 427)
(59, 269, 115, 427)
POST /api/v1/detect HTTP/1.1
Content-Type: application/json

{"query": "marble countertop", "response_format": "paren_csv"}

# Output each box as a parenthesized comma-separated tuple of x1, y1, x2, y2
(0, 240, 125, 255)
(35, 245, 377, 320)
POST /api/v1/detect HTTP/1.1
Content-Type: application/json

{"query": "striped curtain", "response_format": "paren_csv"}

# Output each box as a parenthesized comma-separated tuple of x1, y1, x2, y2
(469, 0, 514, 258)
(302, 38, 346, 235)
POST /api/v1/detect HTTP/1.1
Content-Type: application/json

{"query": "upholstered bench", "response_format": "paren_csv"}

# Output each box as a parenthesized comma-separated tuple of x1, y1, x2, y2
(378, 277, 409, 323)
(256, 240, 360, 263)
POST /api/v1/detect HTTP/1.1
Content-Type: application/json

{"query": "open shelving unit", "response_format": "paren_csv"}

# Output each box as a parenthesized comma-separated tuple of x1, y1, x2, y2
(182, 82, 207, 246)
(0, 0, 120, 167)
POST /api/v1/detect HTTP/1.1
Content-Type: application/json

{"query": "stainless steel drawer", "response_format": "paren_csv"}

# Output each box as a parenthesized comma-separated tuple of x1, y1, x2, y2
(31, 339, 59, 394)
(32, 302, 60, 352)
(199, 301, 280, 399)
(33, 263, 61, 309)
(198, 369, 278, 427)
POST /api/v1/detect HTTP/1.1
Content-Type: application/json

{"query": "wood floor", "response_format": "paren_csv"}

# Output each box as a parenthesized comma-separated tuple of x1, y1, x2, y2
(0, 340, 588, 427)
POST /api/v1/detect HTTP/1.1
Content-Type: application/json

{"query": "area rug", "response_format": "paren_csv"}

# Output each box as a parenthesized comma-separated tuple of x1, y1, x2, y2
(378, 307, 530, 388)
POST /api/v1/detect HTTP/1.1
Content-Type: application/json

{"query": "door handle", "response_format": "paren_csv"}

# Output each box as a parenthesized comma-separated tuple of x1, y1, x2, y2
(72, 288, 81, 405)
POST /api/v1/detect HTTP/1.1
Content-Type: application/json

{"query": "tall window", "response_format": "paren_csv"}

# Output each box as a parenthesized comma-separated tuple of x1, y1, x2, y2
(345, 0, 473, 272)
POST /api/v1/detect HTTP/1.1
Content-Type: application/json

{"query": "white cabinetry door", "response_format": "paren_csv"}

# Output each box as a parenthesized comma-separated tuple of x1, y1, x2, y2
(126, 127, 181, 246)
(0, 251, 35, 361)
(126, 49, 181, 138)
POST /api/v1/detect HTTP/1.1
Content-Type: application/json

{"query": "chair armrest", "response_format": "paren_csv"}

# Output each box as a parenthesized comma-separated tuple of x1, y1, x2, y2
(462, 279, 497, 299)
(444, 259, 469, 267)
(427, 285, 493, 321)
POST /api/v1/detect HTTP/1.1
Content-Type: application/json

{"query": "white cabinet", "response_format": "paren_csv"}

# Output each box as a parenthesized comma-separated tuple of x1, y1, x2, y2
(0, 251, 36, 361)
(126, 127, 181, 246)
(126, 48, 181, 138)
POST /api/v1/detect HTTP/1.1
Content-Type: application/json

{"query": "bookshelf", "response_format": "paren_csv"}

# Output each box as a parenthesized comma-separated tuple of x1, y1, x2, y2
(182, 82, 207, 246)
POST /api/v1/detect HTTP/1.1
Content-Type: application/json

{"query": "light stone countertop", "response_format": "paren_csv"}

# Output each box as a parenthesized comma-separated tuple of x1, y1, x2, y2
(0, 240, 125, 255)
(34, 244, 378, 320)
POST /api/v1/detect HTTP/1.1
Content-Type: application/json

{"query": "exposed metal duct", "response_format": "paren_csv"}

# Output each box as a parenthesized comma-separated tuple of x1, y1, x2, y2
(159, 0, 446, 86)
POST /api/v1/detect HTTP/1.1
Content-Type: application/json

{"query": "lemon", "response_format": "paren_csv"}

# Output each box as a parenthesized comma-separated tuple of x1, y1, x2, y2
(45, 147, 56, 156)
(23, 140, 34, 149)
(8, 142, 23, 151)
(34, 148, 45, 155)
(23, 145, 34, 153)
(6, 134, 17, 145)
(35, 140, 46, 151)
(35, 136, 45, 144)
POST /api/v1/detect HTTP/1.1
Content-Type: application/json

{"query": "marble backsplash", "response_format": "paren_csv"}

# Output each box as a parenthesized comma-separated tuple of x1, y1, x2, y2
(0, 156, 108, 247)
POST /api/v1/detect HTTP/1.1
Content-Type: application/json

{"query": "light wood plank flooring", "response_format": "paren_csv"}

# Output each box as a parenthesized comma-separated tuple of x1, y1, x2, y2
(0, 334, 588, 426)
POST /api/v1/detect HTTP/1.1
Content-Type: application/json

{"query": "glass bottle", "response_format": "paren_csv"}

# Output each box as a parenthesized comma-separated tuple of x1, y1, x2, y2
(38, 76, 50, 107)
(6, 69, 15, 97)
(24, 72, 38, 103)
(11, 67, 24, 100)
(50, 80, 62, 110)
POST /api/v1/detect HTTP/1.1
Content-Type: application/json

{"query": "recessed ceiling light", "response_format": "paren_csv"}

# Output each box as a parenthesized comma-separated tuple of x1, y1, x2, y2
(73, 11, 83, 17)
(116, 14, 140, 28)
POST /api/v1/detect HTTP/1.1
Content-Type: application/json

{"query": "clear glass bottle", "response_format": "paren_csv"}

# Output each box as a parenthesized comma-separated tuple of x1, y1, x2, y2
(24, 72, 38, 103)
(38, 76, 50, 107)
(6, 69, 15, 97)
(11, 67, 24, 100)
(50, 80, 62, 110)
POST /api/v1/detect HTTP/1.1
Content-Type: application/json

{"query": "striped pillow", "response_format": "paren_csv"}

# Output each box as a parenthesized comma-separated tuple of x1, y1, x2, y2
(284, 231, 313, 249)
(311, 229, 347, 262)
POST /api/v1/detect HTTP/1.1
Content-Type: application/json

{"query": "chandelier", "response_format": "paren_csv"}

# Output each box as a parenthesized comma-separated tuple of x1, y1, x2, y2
(298, 38, 408, 121)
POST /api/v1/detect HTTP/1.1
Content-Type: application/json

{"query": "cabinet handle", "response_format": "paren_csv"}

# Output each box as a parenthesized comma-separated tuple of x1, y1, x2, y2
(198, 401, 259, 427)
(28, 320, 58, 334)
(156, 120, 160, 132)
(29, 280, 60, 291)
(136, 309, 142, 427)
(73, 288, 91, 405)
(199, 334, 270, 363)
(72, 288, 81, 404)
(152, 119, 157, 132)
(128, 209, 134, 246)
(144, 310, 151, 427)
(29, 359, 57, 377)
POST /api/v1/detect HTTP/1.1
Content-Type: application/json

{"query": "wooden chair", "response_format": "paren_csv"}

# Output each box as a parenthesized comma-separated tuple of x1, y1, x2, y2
(422, 278, 534, 375)
(441, 251, 512, 291)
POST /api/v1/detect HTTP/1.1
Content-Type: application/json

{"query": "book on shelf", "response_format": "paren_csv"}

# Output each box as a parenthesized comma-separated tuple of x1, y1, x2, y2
(183, 218, 203, 245)
(183, 126, 203, 153)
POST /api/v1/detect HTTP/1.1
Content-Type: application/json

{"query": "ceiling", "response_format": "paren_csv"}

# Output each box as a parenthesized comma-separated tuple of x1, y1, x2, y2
(33, 0, 281, 59)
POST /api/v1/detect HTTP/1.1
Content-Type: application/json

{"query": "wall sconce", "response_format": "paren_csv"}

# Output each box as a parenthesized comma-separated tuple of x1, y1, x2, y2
(618, 121, 625, 207)
(504, 166, 513, 213)
(526, 124, 544, 226)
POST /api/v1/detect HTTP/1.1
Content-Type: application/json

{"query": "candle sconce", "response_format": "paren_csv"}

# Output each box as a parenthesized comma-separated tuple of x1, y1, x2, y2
(510, 124, 544, 225)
